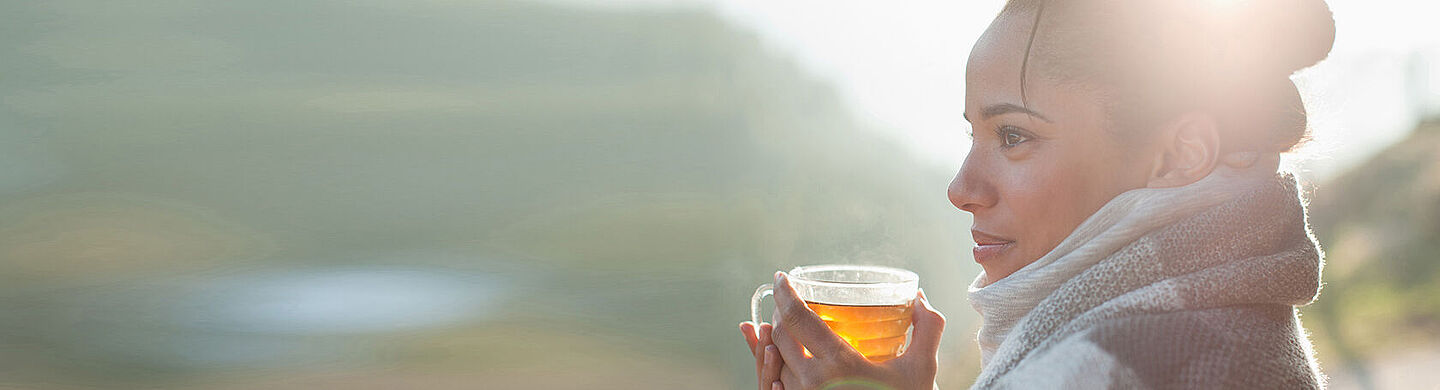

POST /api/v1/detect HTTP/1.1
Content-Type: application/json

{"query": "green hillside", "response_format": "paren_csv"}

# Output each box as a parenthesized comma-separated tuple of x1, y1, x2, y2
(1304, 118, 1440, 381)
(0, 1, 973, 388)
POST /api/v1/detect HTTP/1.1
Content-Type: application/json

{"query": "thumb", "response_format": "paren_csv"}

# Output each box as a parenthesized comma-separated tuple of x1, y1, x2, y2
(905, 289, 946, 359)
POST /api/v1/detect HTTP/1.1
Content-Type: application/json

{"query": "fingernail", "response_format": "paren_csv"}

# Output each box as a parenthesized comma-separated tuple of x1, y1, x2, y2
(764, 346, 775, 364)
(772, 381, 782, 390)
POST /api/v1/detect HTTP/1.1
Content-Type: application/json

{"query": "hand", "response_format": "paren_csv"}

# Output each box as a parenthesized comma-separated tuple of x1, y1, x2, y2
(739, 321, 784, 390)
(766, 272, 945, 390)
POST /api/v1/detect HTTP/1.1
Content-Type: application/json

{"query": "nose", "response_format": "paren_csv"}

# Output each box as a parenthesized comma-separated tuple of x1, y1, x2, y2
(948, 151, 996, 214)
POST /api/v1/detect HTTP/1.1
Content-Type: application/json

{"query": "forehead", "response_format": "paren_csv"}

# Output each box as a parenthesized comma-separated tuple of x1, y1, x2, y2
(964, 9, 1114, 131)
(966, 10, 1042, 109)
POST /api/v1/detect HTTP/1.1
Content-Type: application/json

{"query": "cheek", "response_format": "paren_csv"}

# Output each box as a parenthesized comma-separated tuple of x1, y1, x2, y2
(998, 150, 1106, 258)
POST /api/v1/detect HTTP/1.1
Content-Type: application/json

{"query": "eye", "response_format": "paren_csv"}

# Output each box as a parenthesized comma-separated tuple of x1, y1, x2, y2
(998, 126, 1031, 148)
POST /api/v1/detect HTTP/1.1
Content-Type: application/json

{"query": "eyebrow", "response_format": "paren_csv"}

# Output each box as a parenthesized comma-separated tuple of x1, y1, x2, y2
(962, 103, 1053, 123)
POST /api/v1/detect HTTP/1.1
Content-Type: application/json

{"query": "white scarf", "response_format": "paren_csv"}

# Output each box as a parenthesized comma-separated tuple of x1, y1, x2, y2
(967, 161, 1324, 388)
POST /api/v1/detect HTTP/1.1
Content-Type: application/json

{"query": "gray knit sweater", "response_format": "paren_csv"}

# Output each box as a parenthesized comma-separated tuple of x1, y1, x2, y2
(968, 167, 1325, 389)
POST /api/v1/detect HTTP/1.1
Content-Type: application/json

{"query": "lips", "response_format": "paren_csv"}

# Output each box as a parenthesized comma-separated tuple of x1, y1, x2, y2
(971, 229, 1015, 263)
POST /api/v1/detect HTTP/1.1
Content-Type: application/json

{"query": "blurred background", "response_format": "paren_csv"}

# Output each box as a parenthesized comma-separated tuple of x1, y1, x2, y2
(0, 0, 1436, 389)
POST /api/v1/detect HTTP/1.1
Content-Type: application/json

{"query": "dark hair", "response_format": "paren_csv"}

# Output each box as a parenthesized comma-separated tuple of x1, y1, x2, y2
(1004, 0, 1336, 153)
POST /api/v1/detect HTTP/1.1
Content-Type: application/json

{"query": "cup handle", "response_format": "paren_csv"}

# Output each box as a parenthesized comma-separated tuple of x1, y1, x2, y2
(751, 283, 774, 324)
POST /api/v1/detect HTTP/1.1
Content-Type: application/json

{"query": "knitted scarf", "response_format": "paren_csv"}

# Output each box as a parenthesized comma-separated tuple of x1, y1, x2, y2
(967, 166, 1325, 389)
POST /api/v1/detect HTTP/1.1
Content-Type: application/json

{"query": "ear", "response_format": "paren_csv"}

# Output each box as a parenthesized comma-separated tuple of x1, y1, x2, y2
(1147, 113, 1221, 188)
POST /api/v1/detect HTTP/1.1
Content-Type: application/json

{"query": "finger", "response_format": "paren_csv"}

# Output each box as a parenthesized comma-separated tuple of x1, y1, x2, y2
(772, 380, 785, 390)
(768, 314, 811, 372)
(761, 345, 784, 390)
(743, 322, 767, 387)
(740, 322, 760, 356)
(756, 322, 777, 387)
(771, 272, 852, 359)
(757, 322, 774, 358)
(900, 288, 946, 364)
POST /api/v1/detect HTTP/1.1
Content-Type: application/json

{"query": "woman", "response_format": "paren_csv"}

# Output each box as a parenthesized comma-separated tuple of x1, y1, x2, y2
(740, 0, 1334, 388)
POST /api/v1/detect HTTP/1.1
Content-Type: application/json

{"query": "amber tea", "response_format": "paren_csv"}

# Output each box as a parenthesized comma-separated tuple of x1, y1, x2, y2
(752, 264, 919, 362)
(806, 300, 914, 362)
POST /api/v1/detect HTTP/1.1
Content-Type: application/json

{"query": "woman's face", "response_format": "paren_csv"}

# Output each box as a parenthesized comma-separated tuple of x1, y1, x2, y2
(950, 11, 1156, 284)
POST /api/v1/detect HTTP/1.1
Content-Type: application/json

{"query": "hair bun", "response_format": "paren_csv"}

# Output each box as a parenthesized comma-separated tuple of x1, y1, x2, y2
(1234, 0, 1336, 75)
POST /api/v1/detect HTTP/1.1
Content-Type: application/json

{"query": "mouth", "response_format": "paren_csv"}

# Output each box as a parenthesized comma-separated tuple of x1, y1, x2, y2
(971, 229, 1015, 263)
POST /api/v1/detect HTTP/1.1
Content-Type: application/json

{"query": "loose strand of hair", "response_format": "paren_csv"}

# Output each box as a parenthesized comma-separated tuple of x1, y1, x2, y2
(1019, 0, 1047, 110)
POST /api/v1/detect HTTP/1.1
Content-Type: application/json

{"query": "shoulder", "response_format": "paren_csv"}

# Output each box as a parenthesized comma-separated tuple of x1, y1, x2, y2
(997, 332, 1146, 389)
(1072, 305, 1320, 389)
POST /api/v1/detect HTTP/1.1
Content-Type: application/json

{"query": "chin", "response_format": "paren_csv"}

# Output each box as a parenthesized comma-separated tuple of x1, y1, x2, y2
(980, 253, 1030, 284)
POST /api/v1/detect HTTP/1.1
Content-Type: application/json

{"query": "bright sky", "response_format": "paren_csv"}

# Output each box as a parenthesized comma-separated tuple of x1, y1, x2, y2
(569, 0, 1440, 180)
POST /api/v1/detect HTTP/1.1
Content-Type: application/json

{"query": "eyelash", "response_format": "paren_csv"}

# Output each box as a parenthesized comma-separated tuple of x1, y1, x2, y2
(995, 125, 1031, 149)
